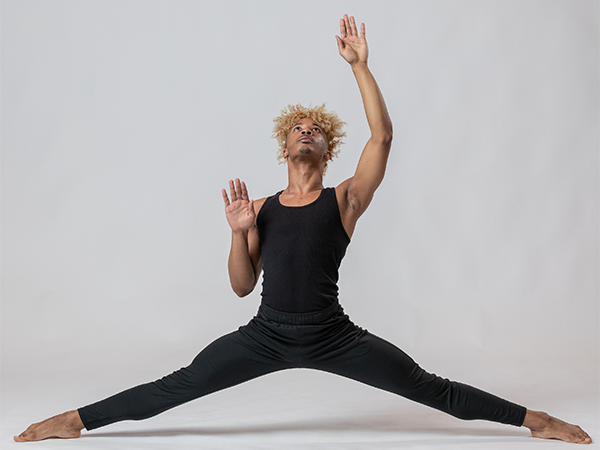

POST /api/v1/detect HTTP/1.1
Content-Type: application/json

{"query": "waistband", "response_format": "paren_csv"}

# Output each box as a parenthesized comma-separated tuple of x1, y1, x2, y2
(257, 301, 343, 325)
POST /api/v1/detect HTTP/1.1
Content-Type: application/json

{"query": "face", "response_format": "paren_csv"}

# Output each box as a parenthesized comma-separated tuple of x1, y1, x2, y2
(283, 117, 330, 162)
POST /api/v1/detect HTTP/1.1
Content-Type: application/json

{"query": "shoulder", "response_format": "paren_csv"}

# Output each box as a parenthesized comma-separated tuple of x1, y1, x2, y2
(253, 197, 268, 216)
(253, 190, 282, 223)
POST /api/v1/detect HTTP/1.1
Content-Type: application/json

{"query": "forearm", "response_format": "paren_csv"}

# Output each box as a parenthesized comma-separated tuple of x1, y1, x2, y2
(351, 62, 393, 142)
(228, 229, 257, 297)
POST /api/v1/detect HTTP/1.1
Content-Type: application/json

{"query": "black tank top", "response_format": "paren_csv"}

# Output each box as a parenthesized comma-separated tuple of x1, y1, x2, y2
(256, 187, 351, 313)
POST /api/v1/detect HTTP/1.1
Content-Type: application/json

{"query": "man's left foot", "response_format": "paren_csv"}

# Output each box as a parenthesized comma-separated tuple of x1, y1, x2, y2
(523, 410, 592, 444)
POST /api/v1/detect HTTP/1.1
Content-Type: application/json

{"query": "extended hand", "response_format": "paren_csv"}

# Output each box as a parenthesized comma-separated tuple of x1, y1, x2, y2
(222, 178, 255, 233)
(336, 14, 368, 65)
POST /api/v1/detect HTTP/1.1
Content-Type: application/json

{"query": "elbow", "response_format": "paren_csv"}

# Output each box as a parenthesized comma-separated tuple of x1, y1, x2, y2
(231, 280, 256, 298)
(232, 286, 252, 298)
(372, 133, 393, 153)
(373, 128, 393, 148)
(382, 133, 393, 148)
(382, 126, 393, 146)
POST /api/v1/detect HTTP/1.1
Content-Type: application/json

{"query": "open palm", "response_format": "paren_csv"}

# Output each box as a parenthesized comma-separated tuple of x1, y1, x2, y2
(336, 14, 368, 65)
(222, 179, 255, 233)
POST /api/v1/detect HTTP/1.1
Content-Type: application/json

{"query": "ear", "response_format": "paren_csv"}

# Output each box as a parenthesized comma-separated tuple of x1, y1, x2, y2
(283, 148, 289, 159)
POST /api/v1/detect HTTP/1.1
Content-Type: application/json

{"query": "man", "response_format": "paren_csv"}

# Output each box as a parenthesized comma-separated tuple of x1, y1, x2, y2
(15, 15, 591, 444)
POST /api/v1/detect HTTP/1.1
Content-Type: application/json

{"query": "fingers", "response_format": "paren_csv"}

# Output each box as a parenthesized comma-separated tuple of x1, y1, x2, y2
(221, 188, 230, 207)
(340, 14, 364, 40)
(341, 14, 350, 37)
(240, 180, 248, 201)
(350, 15, 358, 36)
(335, 35, 344, 52)
(228, 179, 236, 203)
(223, 178, 250, 206)
(341, 14, 356, 37)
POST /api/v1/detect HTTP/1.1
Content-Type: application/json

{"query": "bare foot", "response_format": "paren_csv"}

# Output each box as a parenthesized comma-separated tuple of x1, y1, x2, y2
(523, 410, 592, 444)
(14, 410, 84, 442)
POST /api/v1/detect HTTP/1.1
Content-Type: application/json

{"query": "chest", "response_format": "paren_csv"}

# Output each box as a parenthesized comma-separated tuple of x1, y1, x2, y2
(278, 190, 323, 207)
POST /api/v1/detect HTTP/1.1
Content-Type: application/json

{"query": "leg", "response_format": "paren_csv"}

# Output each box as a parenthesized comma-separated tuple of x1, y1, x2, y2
(310, 331, 526, 425)
(307, 325, 591, 443)
(15, 322, 289, 442)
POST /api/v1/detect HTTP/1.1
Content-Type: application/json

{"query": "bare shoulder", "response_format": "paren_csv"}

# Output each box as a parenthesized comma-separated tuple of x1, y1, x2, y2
(253, 197, 267, 216)
(248, 197, 267, 244)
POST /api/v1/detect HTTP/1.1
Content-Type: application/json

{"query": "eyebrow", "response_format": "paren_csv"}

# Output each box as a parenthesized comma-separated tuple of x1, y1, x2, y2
(292, 123, 322, 129)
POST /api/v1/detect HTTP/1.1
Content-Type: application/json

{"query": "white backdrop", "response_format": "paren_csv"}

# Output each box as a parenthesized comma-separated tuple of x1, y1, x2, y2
(2, 0, 598, 387)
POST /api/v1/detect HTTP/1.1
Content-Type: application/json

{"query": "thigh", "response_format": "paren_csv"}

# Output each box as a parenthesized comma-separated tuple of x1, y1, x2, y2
(79, 321, 290, 430)
(156, 321, 292, 398)
(307, 329, 526, 426)
(306, 329, 431, 397)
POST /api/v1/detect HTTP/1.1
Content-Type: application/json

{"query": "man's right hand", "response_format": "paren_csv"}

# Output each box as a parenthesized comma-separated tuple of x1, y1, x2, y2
(222, 178, 255, 233)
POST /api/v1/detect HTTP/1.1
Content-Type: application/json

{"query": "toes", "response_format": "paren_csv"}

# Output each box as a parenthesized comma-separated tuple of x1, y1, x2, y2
(14, 425, 41, 442)
(573, 426, 592, 444)
(14, 431, 33, 442)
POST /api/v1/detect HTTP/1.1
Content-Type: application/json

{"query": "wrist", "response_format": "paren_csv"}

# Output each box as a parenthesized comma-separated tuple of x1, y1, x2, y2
(350, 60, 369, 71)
(231, 229, 249, 239)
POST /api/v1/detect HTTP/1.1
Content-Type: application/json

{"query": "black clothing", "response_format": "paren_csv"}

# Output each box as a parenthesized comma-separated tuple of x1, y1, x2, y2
(77, 187, 527, 431)
(258, 188, 350, 313)
(78, 303, 526, 430)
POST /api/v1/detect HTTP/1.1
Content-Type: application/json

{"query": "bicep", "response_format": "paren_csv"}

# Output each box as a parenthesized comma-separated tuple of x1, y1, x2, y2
(346, 136, 391, 215)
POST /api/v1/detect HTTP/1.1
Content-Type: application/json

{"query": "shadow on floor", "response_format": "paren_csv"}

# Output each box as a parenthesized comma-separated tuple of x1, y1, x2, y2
(85, 413, 529, 440)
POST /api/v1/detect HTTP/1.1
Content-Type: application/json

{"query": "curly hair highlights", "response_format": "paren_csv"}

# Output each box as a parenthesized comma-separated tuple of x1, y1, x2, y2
(272, 104, 346, 171)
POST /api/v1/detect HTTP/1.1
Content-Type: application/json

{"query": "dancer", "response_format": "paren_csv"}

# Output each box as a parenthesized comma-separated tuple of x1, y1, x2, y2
(15, 15, 591, 444)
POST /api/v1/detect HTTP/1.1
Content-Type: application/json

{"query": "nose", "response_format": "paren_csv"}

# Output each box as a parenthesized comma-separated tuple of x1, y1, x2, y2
(301, 130, 311, 135)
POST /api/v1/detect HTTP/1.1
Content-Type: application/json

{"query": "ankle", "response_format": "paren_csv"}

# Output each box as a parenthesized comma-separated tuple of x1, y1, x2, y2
(64, 411, 84, 431)
(522, 410, 550, 430)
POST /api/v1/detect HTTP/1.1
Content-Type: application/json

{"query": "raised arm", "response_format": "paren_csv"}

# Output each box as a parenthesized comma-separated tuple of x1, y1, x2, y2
(335, 15, 393, 235)
(222, 178, 263, 297)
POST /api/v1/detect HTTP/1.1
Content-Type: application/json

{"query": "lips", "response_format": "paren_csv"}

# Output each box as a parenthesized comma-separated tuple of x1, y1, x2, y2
(298, 136, 314, 144)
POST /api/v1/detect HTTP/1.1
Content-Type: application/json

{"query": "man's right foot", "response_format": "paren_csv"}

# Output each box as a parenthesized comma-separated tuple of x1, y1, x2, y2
(14, 410, 84, 442)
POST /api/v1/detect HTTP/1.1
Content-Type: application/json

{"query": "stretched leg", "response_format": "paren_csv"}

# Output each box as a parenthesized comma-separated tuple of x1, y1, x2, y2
(307, 325, 591, 444)
(309, 330, 526, 424)
(15, 321, 289, 442)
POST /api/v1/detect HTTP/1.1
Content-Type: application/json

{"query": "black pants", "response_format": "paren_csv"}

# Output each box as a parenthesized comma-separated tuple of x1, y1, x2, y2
(78, 302, 527, 430)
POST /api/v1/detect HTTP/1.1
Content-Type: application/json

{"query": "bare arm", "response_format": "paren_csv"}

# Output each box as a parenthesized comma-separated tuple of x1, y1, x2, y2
(335, 15, 393, 235)
(222, 178, 263, 297)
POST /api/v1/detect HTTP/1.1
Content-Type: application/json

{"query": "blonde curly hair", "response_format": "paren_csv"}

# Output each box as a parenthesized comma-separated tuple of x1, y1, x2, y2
(272, 104, 346, 171)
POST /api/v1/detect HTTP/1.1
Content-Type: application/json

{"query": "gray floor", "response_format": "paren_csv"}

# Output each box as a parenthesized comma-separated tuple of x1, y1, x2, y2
(2, 357, 598, 449)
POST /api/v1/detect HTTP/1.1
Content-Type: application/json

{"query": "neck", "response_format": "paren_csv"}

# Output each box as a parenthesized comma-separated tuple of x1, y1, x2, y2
(285, 161, 324, 195)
